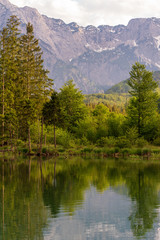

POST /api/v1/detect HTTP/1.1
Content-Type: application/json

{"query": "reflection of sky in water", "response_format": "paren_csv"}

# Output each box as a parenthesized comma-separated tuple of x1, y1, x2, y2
(44, 187, 133, 240)
(43, 186, 160, 240)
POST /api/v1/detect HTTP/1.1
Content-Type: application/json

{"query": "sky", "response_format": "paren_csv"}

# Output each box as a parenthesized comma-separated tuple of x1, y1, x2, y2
(9, 0, 160, 27)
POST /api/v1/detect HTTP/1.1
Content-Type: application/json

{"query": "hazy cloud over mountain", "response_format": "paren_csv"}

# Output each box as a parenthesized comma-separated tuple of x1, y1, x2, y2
(9, 0, 160, 26)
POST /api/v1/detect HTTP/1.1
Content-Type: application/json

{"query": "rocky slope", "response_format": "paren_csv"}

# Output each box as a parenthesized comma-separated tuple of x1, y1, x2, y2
(1, 0, 160, 93)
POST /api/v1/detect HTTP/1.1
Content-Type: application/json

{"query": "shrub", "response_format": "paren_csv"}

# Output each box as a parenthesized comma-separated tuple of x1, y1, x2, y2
(96, 136, 116, 147)
(94, 148, 103, 154)
(114, 147, 120, 153)
(133, 148, 142, 156)
(82, 147, 93, 153)
(153, 137, 160, 146)
(125, 127, 138, 145)
(80, 136, 90, 146)
(115, 136, 131, 148)
(56, 128, 76, 148)
(121, 148, 131, 156)
(16, 139, 25, 146)
(135, 138, 148, 148)
(103, 148, 115, 155)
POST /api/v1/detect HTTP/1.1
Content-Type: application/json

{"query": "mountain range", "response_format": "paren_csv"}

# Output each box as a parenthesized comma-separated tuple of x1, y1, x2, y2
(1, 0, 160, 93)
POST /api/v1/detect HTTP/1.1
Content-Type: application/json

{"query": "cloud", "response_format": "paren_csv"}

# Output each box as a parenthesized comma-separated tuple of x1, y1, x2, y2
(9, 0, 160, 27)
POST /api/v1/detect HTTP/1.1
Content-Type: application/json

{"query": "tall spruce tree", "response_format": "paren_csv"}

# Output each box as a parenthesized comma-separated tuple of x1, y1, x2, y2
(20, 22, 53, 152)
(20, 23, 52, 106)
(127, 62, 158, 139)
(0, 16, 21, 145)
(0, 28, 8, 145)
(0, 16, 53, 151)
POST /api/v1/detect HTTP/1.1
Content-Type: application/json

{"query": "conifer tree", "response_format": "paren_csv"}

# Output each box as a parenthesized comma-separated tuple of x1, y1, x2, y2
(0, 16, 21, 145)
(0, 16, 53, 151)
(127, 62, 158, 138)
(20, 22, 53, 152)
(0, 27, 8, 145)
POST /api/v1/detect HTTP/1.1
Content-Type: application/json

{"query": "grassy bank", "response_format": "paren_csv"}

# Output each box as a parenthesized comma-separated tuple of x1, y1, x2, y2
(1, 143, 160, 159)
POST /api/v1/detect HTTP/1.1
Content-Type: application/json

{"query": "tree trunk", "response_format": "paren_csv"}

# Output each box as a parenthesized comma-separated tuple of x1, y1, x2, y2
(39, 157, 44, 191)
(28, 126, 31, 154)
(37, 119, 40, 149)
(53, 159, 56, 187)
(29, 156, 31, 182)
(44, 134, 46, 146)
(39, 117, 44, 155)
(2, 72, 4, 147)
(54, 124, 56, 148)
(9, 125, 13, 151)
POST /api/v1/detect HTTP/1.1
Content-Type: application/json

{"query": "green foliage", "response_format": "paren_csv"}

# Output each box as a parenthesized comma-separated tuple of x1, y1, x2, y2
(125, 127, 138, 145)
(107, 112, 125, 137)
(153, 137, 160, 146)
(1, 17, 160, 153)
(81, 147, 93, 153)
(93, 148, 103, 154)
(152, 149, 160, 154)
(96, 136, 116, 147)
(43, 91, 61, 126)
(115, 136, 131, 148)
(80, 136, 90, 146)
(85, 92, 128, 112)
(121, 148, 131, 155)
(105, 71, 160, 94)
(132, 148, 142, 155)
(127, 62, 158, 138)
(16, 139, 25, 147)
(59, 80, 88, 131)
(105, 79, 130, 94)
(56, 128, 76, 148)
(0, 16, 53, 149)
(103, 148, 115, 155)
(73, 115, 97, 143)
(142, 149, 151, 155)
(92, 103, 109, 119)
(135, 138, 148, 148)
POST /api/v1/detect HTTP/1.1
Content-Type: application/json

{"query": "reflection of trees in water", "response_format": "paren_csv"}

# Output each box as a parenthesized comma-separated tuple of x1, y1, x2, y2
(126, 166, 160, 238)
(0, 157, 160, 239)
(42, 159, 160, 238)
(0, 157, 49, 240)
(43, 159, 91, 217)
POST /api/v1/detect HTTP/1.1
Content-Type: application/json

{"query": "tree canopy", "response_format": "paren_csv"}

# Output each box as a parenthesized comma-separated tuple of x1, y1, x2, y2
(127, 62, 158, 139)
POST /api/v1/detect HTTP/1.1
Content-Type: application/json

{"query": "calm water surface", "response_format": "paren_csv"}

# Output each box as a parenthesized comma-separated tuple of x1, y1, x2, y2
(0, 156, 160, 240)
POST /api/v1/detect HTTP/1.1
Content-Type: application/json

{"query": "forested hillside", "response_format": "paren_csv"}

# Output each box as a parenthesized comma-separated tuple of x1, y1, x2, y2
(105, 71, 160, 94)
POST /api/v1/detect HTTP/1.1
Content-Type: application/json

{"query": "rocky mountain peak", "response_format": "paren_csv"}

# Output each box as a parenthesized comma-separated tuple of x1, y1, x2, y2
(0, 0, 11, 6)
(0, 0, 160, 93)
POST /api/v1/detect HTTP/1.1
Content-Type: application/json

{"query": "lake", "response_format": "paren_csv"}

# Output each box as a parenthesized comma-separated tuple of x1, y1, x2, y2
(0, 156, 160, 240)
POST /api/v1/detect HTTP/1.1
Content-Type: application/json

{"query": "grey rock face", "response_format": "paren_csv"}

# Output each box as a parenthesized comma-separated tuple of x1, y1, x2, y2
(1, 0, 160, 93)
